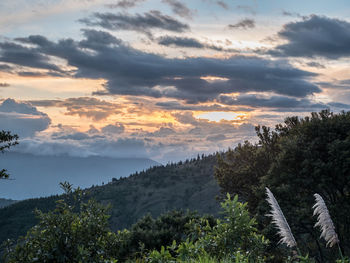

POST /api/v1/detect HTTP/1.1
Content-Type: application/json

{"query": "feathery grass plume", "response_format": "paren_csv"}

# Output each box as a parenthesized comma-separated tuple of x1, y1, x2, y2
(313, 193, 339, 247)
(265, 187, 297, 248)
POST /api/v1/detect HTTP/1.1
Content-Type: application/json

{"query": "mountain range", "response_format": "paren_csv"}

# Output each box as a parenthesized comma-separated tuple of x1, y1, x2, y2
(0, 152, 159, 200)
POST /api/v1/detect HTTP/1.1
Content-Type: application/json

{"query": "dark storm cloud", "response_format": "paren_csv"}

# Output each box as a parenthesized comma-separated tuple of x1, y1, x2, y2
(0, 41, 64, 73)
(0, 30, 320, 102)
(157, 35, 233, 51)
(106, 0, 146, 9)
(270, 15, 350, 59)
(80, 29, 122, 47)
(158, 35, 204, 48)
(162, 0, 193, 19)
(79, 10, 189, 38)
(228, 18, 255, 29)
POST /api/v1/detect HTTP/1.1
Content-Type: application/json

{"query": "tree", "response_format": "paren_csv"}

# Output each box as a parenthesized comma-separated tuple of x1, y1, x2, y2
(0, 130, 19, 179)
(215, 125, 280, 211)
(215, 110, 350, 262)
(3, 183, 120, 263)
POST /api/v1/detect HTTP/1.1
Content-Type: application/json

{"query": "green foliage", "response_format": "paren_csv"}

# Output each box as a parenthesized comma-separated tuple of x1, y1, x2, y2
(215, 110, 350, 262)
(142, 194, 267, 263)
(0, 154, 220, 245)
(193, 194, 267, 261)
(0, 130, 18, 179)
(146, 246, 175, 263)
(336, 257, 350, 263)
(3, 184, 119, 263)
(127, 210, 215, 257)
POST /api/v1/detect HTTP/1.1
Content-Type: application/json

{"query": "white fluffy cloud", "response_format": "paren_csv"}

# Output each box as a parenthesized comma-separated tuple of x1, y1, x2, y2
(0, 99, 51, 138)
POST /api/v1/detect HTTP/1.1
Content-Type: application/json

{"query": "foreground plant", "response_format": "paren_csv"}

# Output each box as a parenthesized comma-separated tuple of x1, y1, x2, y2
(313, 193, 346, 261)
(3, 183, 119, 263)
(265, 187, 297, 248)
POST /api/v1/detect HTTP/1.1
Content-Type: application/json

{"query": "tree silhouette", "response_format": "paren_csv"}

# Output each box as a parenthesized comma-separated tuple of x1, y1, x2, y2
(0, 130, 19, 179)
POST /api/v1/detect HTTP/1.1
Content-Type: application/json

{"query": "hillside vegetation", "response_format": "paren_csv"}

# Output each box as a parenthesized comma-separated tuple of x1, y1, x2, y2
(0, 199, 16, 208)
(0, 154, 220, 245)
(2, 110, 350, 263)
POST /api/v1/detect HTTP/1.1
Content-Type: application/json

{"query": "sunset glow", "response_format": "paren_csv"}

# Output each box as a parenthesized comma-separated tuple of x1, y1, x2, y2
(1, 0, 350, 163)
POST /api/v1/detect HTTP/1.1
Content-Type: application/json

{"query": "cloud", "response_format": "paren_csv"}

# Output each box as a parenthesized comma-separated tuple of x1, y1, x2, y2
(207, 133, 227, 142)
(79, 10, 189, 38)
(282, 10, 303, 18)
(0, 82, 10, 87)
(306, 62, 326, 69)
(157, 35, 234, 51)
(53, 132, 102, 141)
(228, 18, 255, 29)
(269, 15, 350, 59)
(155, 100, 251, 112)
(0, 64, 13, 72)
(0, 30, 320, 103)
(162, 0, 193, 19)
(148, 127, 176, 137)
(173, 111, 255, 136)
(327, 102, 350, 109)
(218, 94, 326, 110)
(158, 35, 204, 48)
(17, 71, 65, 77)
(16, 136, 150, 159)
(216, 1, 229, 10)
(106, 0, 146, 9)
(0, 41, 65, 73)
(30, 97, 121, 121)
(0, 98, 51, 137)
(101, 123, 125, 134)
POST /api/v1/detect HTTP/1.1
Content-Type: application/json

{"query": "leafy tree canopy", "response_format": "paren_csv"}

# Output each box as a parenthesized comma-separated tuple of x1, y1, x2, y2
(215, 110, 350, 261)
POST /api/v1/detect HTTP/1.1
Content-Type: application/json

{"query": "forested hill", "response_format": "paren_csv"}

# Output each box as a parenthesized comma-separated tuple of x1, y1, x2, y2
(0, 154, 221, 244)
(0, 198, 17, 208)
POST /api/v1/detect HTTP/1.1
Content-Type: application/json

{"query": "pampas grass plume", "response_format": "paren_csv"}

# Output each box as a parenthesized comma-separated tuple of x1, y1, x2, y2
(265, 187, 297, 248)
(313, 193, 339, 247)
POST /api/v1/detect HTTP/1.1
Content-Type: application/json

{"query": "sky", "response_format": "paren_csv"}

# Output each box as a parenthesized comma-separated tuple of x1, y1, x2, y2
(0, 0, 350, 163)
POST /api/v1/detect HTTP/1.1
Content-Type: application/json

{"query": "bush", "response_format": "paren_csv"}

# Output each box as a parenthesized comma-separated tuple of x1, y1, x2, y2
(3, 184, 120, 263)
(142, 194, 268, 262)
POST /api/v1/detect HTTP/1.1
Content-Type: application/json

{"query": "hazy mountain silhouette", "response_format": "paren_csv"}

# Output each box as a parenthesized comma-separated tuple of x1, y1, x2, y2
(0, 152, 159, 200)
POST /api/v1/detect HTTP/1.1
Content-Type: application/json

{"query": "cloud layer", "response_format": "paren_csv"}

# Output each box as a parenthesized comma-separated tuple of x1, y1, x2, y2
(0, 30, 320, 104)
(80, 10, 189, 37)
(270, 15, 350, 58)
(0, 99, 51, 138)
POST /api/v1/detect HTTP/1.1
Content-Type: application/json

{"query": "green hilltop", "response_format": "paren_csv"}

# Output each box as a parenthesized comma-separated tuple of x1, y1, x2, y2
(0, 154, 221, 244)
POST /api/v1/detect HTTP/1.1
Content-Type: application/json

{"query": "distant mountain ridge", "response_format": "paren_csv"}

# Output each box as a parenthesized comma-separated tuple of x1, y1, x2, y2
(0, 152, 159, 200)
(0, 154, 220, 245)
